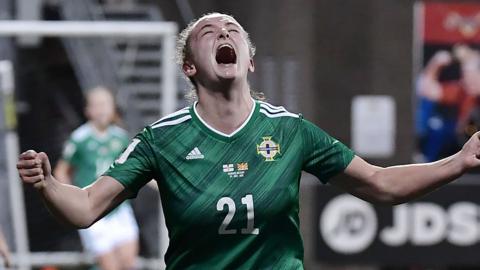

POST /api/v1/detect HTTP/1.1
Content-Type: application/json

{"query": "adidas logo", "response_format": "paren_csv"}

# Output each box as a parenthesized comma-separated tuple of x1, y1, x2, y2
(186, 147, 204, 160)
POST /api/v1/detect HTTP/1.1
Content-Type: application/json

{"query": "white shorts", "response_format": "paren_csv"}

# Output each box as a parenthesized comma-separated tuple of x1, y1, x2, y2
(79, 203, 139, 256)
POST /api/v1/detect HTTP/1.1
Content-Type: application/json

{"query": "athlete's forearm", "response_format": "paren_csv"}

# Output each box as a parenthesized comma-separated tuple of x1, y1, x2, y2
(18, 151, 125, 228)
(373, 153, 464, 204)
(37, 176, 96, 228)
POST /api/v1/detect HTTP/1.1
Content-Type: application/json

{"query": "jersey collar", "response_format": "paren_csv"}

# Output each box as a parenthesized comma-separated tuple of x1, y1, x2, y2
(87, 122, 112, 142)
(190, 99, 259, 142)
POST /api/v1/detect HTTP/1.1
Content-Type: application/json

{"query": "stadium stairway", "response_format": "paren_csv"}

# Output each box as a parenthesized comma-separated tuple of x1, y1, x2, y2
(60, 0, 173, 133)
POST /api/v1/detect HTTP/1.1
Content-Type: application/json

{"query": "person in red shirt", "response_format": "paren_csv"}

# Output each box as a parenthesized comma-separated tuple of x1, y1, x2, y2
(418, 44, 480, 150)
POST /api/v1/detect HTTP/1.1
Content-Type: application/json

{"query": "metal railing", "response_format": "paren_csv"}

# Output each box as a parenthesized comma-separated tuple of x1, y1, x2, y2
(60, 0, 119, 92)
(59, 0, 174, 133)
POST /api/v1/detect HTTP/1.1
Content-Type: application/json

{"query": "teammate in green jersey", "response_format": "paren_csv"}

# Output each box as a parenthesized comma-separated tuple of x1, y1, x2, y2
(54, 87, 139, 270)
(16, 12, 480, 269)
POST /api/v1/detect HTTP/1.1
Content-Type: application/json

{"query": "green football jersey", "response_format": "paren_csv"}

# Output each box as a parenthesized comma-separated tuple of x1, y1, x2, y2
(105, 100, 354, 269)
(62, 123, 130, 188)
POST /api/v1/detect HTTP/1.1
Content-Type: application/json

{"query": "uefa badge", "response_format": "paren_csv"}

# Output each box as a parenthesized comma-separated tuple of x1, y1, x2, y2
(256, 136, 281, 161)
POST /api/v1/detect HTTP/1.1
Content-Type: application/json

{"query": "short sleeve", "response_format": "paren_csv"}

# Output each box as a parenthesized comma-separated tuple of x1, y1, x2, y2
(62, 138, 80, 167)
(301, 118, 355, 184)
(103, 127, 157, 198)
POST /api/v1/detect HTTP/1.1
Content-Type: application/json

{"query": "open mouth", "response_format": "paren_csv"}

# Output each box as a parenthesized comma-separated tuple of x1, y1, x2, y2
(215, 44, 237, 64)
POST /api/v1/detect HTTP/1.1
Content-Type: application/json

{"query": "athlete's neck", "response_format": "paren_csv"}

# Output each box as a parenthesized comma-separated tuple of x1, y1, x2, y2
(196, 84, 254, 135)
(89, 121, 109, 137)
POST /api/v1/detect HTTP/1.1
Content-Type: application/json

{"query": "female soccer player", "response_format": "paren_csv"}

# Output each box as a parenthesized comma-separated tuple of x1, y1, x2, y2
(54, 87, 139, 270)
(17, 13, 480, 269)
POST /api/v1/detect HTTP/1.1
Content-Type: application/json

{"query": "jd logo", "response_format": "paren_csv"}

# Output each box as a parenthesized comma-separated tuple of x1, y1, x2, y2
(320, 194, 377, 254)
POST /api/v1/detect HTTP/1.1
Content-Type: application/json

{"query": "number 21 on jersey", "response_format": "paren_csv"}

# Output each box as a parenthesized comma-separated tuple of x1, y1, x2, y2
(216, 194, 259, 235)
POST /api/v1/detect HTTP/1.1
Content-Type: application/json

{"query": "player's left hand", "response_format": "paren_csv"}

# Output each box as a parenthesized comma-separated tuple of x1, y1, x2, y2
(457, 131, 480, 171)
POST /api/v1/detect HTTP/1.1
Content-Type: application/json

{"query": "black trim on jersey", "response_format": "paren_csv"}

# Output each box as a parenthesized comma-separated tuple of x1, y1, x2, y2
(150, 110, 190, 126)
(259, 102, 289, 111)
(259, 105, 287, 115)
(260, 102, 284, 110)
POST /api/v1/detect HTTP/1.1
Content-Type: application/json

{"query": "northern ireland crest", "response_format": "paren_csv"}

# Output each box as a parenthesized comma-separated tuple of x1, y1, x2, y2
(256, 136, 281, 161)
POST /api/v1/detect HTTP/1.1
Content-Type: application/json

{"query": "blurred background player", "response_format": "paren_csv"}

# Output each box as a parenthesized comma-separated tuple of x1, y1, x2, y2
(418, 44, 480, 162)
(53, 86, 138, 270)
(0, 228, 11, 269)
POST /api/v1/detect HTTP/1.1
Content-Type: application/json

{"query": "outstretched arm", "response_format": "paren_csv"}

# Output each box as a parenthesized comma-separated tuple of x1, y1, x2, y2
(17, 150, 131, 228)
(332, 132, 480, 205)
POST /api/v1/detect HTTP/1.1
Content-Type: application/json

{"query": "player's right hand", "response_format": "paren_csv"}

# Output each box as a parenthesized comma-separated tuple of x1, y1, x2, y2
(17, 150, 53, 189)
